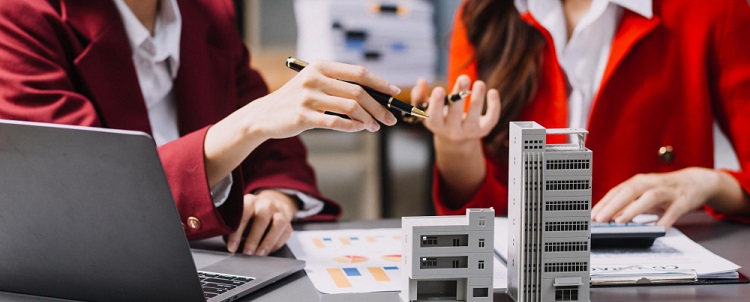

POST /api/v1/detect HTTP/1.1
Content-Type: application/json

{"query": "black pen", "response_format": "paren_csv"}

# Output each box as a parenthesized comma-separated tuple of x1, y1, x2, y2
(285, 57, 430, 119)
(403, 91, 470, 124)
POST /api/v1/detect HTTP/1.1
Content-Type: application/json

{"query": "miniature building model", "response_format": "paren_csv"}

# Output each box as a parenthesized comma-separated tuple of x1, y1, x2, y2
(507, 122, 591, 302)
(401, 208, 495, 302)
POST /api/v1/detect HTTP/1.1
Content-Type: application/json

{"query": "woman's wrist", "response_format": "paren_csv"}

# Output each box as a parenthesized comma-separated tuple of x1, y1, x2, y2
(203, 111, 268, 187)
(708, 169, 750, 214)
(434, 136, 483, 157)
(433, 136, 486, 207)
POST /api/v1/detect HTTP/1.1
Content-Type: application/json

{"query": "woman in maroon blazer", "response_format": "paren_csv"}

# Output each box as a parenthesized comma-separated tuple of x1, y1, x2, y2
(0, 0, 401, 255)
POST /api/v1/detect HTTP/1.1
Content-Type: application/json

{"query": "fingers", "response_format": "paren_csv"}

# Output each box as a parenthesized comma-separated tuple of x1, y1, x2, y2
(593, 175, 655, 222)
(444, 90, 466, 128)
(422, 76, 500, 142)
(593, 186, 640, 222)
(256, 212, 291, 254)
(451, 75, 472, 94)
(658, 197, 691, 227)
(592, 185, 621, 218)
(274, 225, 294, 252)
(464, 80, 487, 123)
(410, 77, 430, 107)
(448, 76, 472, 122)
(301, 89, 378, 131)
(226, 194, 256, 253)
(242, 200, 272, 256)
(311, 60, 401, 97)
(613, 189, 674, 223)
(306, 75, 396, 129)
(238, 195, 295, 256)
(323, 77, 397, 126)
(306, 113, 367, 132)
(423, 87, 446, 130)
(478, 88, 501, 134)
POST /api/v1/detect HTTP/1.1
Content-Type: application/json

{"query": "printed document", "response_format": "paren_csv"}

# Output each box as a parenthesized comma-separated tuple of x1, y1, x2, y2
(288, 228, 508, 294)
(493, 217, 740, 283)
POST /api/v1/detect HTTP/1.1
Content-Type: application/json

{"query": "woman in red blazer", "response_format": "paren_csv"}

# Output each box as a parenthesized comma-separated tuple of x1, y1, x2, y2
(412, 0, 750, 226)
(0, 0, 401, 255)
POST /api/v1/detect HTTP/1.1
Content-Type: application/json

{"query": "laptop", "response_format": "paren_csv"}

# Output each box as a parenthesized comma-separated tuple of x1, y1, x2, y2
(0, 120, 305, 302)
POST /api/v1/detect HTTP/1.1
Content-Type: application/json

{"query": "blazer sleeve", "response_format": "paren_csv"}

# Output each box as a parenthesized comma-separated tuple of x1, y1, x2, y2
(432, 4, 508, 216)
(704, 0, 750, 223)
(225, 1, 341, 222)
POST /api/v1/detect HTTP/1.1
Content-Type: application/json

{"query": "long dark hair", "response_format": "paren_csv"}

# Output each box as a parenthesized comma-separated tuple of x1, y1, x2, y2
(462, 0, 546, 155)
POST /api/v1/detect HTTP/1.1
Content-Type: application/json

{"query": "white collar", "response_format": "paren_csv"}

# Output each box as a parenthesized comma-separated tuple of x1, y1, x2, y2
(113, 0, 182, 78)
(514, 0, 653, 19)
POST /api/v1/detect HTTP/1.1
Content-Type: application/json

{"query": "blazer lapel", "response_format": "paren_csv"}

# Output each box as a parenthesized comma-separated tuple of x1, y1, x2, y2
(591, 10, 661, 118)
(62, 0, 152, 133)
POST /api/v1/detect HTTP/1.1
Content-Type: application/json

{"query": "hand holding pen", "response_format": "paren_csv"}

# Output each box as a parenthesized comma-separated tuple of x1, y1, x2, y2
(235, 58, 409, 138)
(285, 58, 428, 121)
(409, 75, 501, 142)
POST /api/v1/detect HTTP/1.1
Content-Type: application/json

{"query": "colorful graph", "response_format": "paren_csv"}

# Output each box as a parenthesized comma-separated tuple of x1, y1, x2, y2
(312, 236, 376, 249)
(289, 228, 404, 293)
(327, 266, 400, 288)
(333, 255, 368, 263)
(312, 237, 332, 248)
(327, 268, 352, 288)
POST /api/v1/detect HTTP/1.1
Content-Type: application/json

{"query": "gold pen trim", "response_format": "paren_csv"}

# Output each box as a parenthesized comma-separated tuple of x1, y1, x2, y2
(286, 57, 309, 71)
(410, 107, 429, 119)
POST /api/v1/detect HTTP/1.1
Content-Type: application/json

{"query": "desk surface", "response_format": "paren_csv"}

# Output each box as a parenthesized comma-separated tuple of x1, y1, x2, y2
(1, 212, 748, 302)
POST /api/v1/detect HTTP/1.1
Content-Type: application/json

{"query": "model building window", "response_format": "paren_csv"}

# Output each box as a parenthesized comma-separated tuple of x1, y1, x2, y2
(478, 238, 485, 248)
(555, 287, 579, 301)
(473, 287, 489, 297)
(421, 257, 437, 268)
(478, 260, 485, 270)
(421, 236, 437, 246)
(479, 217, 486, 226)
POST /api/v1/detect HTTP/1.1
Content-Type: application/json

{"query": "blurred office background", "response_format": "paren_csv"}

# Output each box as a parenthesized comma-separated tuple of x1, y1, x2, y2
(235, 0, 461, 220)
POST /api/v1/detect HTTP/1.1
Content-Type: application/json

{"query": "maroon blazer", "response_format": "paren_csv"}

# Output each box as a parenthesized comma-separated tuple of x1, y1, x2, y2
(0, 0, 341, 240)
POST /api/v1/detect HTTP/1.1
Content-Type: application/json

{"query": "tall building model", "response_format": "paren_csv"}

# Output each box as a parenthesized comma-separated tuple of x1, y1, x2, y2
(507, 122, 592, 302)
(401, 208, 495, 302)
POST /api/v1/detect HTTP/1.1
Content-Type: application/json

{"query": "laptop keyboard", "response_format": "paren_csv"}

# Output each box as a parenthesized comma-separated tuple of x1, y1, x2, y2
(198, 271, 255, 299)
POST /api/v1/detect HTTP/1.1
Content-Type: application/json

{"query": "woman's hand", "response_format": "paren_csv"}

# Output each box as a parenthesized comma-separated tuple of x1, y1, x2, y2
(412, 75, 501, 144)
(592, 167, 749, 227)
(410, 75, 501, 207)
(226, 190, 298, 256)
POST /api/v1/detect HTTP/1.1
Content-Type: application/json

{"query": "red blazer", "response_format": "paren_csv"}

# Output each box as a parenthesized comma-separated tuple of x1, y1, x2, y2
(0, 0, 340, 240)
(436, 0, 750, 223)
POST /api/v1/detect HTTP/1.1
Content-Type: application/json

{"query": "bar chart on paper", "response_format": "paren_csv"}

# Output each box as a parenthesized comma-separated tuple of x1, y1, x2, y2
(287, 228, 403, 294)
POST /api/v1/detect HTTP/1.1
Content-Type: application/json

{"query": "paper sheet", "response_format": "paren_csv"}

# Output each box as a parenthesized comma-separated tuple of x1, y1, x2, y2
(288, 228, 508, 294)
(493, 217, 741, 281)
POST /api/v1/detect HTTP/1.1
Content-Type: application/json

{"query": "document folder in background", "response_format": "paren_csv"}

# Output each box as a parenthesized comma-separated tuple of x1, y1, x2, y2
(590, 265, 698, 286)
